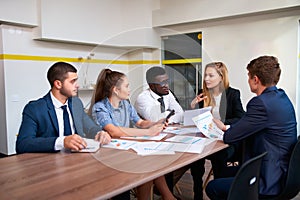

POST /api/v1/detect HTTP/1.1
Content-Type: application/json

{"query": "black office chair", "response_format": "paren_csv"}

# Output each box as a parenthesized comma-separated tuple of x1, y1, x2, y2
(260, 139, 300, 200)
(227, 151, 268, 200)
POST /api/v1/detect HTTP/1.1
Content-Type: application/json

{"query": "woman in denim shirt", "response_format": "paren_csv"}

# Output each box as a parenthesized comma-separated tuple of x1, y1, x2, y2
(89, 68, 178, 200)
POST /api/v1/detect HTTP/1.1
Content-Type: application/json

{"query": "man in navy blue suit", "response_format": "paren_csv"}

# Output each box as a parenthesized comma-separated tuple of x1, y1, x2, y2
(206, 56, 297, 199)
(16, 62, 111, 153)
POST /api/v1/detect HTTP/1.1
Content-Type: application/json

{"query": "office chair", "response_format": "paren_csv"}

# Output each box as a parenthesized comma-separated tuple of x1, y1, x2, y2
(227, 151, 268, 200)
(260, 138, 300, 200)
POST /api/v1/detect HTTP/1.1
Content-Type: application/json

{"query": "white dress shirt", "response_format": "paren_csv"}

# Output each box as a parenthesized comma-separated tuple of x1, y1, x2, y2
(134, 88, 184, 123)
(50, 92, 75, 150)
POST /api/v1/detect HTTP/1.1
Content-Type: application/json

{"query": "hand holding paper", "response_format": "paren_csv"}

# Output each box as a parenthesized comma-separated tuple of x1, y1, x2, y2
(192, 111, 224, 140)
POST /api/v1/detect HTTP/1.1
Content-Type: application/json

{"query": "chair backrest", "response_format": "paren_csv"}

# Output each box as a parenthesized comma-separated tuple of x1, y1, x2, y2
(227, 151, 268, 200)
(273, 139, 300, 200)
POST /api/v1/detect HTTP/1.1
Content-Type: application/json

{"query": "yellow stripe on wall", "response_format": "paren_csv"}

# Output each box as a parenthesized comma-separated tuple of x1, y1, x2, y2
(0, 54, 160, 65)
(162, 58, 202, 64)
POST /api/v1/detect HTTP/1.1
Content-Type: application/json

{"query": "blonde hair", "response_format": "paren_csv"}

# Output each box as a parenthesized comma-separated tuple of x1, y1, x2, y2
(203, 62, 229, 107)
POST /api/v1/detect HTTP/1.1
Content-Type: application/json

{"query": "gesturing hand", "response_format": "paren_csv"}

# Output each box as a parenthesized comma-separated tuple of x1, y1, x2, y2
(190, 93, 207, 109)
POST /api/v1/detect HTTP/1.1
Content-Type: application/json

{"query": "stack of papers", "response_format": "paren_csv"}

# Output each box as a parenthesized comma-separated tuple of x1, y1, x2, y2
(101, 137, 214, 156)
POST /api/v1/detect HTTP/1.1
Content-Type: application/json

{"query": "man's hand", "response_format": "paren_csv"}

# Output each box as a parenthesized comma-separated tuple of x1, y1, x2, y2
(95, 131, 111, 144)
(64, 134, 87, 151)
(213, 118, 226, 131)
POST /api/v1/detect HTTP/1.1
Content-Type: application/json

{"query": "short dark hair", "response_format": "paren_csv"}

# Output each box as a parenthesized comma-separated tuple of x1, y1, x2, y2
(247, 56, 281, 86)
(47, 62, 77, 87)
(146, 66, 166, 84)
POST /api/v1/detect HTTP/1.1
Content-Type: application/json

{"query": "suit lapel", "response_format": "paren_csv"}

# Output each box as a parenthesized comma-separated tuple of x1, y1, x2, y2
(44, 92, 59, 135)
(68, 97, 78, 133)
(219, 89, 227, 122)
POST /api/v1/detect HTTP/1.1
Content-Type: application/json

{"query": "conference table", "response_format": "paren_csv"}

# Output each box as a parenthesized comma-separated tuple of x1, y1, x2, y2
(0, 135, 228, 200)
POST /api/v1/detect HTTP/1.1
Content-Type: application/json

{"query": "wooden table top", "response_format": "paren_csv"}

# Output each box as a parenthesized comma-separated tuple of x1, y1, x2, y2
(0, 139, 227, 200)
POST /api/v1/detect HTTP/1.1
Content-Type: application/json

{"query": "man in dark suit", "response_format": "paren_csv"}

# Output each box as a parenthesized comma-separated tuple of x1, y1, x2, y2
(206, 56, 297, 199)
(16, 62, 111, 153)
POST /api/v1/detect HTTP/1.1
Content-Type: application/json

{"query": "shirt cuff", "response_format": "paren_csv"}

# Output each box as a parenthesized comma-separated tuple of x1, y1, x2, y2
(54, 136, 66, 151)
(225, 125, 231, 131)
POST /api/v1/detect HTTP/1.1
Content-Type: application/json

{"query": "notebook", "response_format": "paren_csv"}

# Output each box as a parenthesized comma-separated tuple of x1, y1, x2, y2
(183, 106, 212, 126)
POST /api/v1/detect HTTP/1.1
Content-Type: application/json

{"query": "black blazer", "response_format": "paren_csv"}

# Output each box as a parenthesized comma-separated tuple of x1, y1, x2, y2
(196, 87, 245, 125)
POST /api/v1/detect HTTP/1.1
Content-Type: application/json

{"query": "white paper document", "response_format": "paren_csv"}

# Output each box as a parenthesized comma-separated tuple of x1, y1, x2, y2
(163, 127, 200, 135)
(165, 135, 207, 144)
(131, 142, 176, 156)
(192, 111, 224, 140)
(120, 133, 167, 141)
(102, 139, 138, 150)
(132, 141, 207, 154)
(184, 106, 212, 126)
(72, 138, 100, 153)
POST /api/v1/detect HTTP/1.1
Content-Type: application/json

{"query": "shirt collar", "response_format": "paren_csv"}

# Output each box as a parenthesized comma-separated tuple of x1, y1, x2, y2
(104, 97, 123, 110)
(262, 86, 277, 94)
(50, 91, 68, 109)
(149, 88, 162, 100)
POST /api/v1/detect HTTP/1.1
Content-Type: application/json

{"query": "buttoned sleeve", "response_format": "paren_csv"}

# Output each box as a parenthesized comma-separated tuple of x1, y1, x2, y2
(92, 101, 113, 130)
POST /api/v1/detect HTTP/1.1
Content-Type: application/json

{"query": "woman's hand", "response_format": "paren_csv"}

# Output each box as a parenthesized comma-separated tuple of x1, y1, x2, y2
(147, 123, 164, 136)
(95, 130, 111, 144)
(190, 93, 207, 109)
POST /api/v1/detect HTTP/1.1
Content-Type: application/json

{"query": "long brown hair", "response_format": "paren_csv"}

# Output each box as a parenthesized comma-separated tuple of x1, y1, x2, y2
(203, 62, 229, 107)
(88, 68, 125, 115)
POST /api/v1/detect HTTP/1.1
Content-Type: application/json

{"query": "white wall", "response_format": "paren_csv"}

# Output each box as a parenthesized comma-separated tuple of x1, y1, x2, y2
(35, 0, 160, 47)
(153, 0, 300, 27)
(0, 0, 38, 26)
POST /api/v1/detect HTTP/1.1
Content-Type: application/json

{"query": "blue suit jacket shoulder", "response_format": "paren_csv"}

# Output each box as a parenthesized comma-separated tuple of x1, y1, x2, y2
(16, 92, 59, 153)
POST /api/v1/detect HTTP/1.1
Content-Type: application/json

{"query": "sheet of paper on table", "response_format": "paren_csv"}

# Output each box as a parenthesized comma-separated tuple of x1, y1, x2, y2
(132, 140, 212, 155)
(120, 133, 167, 141)
(102, 139, 138, 150)
(102, 136, 215, 155)
(165, 135, 212, 144)
(163, 127, 200, 135)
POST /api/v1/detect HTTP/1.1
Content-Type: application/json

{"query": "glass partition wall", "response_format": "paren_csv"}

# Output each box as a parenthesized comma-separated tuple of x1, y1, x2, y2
(161, 32, 202, 110)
